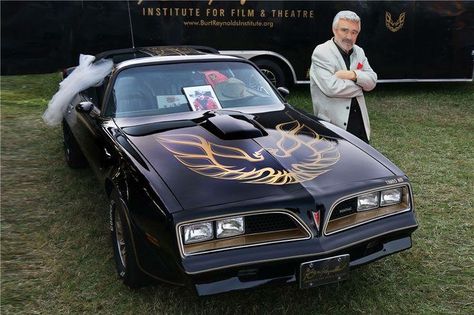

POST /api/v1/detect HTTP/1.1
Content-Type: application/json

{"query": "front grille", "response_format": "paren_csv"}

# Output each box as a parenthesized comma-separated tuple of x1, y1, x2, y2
(180, 211, 310, 256)
(245, 213, 297, 234)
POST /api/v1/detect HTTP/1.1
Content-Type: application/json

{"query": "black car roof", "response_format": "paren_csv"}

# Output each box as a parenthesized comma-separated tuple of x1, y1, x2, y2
(95, 46, 220, 64)
(62, 46, 221, 78)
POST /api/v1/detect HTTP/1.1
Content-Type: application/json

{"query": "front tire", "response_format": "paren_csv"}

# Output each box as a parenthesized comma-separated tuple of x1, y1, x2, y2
(110, 190, 148, 288)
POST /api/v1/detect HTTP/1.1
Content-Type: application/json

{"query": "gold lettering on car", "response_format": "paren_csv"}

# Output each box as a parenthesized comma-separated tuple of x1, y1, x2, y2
(303, 261, 348, 282)
(156, 120, 340, 185)
(385, 12, 406, 32)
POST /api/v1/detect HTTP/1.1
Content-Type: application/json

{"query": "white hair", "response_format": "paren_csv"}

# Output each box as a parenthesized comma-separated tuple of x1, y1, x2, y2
(332, 10, 361, 29)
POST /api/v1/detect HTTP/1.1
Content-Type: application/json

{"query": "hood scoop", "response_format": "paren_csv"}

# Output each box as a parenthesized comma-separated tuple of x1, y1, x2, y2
(200, 113, 267, 140)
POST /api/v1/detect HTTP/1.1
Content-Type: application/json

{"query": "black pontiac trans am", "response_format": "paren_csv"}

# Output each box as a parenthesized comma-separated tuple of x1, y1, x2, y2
(62, 47, 418, 295)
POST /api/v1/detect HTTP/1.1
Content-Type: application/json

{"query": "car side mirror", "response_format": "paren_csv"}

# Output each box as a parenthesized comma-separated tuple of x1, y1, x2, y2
(76, 101, 100, 118)
(277, 87, 290, 100)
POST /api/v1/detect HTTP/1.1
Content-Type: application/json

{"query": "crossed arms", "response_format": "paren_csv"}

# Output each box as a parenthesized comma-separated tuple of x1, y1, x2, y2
(310, 46, 377, 99)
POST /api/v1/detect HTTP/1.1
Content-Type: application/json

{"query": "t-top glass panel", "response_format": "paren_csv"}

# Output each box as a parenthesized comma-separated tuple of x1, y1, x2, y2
(108, 61, 283, 118)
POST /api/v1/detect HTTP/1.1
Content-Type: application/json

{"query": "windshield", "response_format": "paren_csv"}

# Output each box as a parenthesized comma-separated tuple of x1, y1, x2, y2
(106, 61, 283, 118)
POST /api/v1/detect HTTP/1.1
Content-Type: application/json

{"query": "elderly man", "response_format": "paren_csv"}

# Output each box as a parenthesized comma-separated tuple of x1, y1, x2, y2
(310, 10, 377, 142)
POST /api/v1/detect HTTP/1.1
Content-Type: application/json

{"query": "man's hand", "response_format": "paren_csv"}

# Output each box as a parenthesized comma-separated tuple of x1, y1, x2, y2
(335, 70, 357, 81)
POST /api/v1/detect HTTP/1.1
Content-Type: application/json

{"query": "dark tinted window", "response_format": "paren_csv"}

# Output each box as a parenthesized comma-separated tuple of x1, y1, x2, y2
(106, 61, 282, 118)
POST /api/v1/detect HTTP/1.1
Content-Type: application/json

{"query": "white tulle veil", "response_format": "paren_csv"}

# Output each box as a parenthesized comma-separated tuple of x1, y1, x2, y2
(42, 54, 113, 126)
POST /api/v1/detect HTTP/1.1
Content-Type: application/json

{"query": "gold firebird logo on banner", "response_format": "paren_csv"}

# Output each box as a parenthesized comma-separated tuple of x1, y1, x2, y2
(156, 120, 340, 185)
(385, 12, 406, 32)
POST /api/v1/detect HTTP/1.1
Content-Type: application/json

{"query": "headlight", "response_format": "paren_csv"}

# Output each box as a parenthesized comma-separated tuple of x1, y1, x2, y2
(327, 185, 411, 235)
(380, 188, 402, 206)
(183, 222, 213, 244)
(216, 216, 244, 238)
(357, 192, 379, 211)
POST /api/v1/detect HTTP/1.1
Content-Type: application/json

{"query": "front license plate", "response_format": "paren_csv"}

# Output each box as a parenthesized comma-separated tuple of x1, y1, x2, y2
(299, 254, 350, 289)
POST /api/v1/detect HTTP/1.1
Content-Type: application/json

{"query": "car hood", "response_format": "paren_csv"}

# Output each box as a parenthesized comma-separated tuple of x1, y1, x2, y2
(117, 107, 396, 210)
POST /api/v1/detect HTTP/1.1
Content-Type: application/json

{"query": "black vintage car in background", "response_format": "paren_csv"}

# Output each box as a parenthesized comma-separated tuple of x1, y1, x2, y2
(62, 47, 418, 295)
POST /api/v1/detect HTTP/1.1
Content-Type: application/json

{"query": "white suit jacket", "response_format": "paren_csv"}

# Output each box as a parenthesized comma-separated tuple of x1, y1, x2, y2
(310, 39, 377, 140)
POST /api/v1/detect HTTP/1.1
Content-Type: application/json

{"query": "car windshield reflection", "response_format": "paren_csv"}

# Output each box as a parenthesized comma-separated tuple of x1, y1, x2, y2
(107, 61, 283, 118)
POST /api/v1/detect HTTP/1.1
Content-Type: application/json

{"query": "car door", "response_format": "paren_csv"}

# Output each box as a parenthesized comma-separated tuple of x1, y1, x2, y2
(67, 85, 111, 177)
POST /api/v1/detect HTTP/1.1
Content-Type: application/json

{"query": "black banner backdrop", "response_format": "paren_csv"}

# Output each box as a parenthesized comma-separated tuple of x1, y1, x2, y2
(1, 0, 473, 81)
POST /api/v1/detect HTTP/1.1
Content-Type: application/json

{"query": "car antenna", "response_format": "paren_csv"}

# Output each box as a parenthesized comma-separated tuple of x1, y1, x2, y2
(126, 0, 136, 50)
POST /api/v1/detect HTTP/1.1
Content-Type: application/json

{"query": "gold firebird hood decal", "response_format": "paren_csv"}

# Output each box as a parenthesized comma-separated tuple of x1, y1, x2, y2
(156, 120, 340, 185)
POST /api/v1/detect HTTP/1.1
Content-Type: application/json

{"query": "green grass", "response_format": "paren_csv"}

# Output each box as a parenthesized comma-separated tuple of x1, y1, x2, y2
(1, 74, 473, 314)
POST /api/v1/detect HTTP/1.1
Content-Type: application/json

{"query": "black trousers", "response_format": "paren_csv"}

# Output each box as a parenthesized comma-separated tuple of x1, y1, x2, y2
(346, 99, 369, 143)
